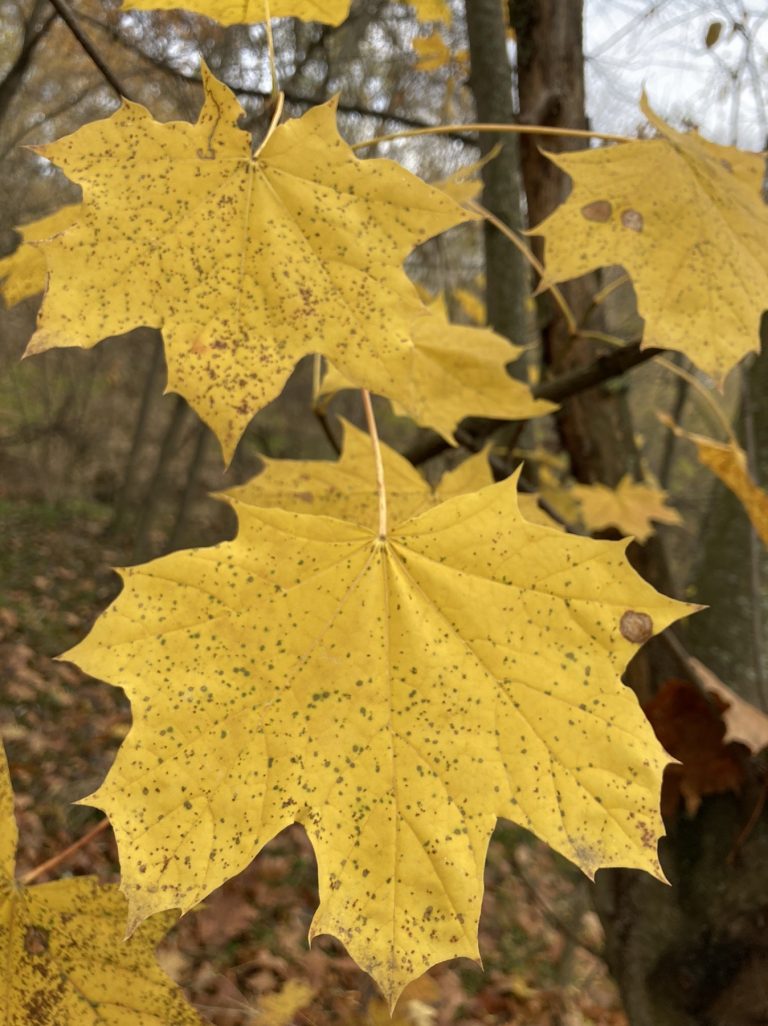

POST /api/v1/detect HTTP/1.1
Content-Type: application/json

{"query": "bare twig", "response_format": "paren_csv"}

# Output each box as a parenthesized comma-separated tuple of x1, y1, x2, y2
(20, 818, 110, 884)
(46, 0, 135, 101)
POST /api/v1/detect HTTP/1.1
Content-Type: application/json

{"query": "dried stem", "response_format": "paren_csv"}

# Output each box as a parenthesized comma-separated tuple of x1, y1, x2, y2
(353, 121, 630, 152)
(20, 817, 110, 885)
(263, 0, 279, 101)
(468, 199, 577, 335)
(361, 389, 387, 539)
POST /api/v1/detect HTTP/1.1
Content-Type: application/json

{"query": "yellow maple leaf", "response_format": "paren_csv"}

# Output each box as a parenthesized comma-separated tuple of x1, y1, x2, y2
(0, 205, 79, 308)
(662, 416, 768, 546)
(534, 95, 768, 381)
(26, 66, 475, 461)
(571, 475, 682, 542)
(411, 0, 451, 23)
(452, 287, 485, 324)
(120, 0, 351, 25)
(257, 979, 314, 1025)
(317, 306, 553, 432)
(0, 741, 204, 1026)
(63, 432, 690, 1004)
(229, 419, 498, 527)
(413, 32, 452, 72)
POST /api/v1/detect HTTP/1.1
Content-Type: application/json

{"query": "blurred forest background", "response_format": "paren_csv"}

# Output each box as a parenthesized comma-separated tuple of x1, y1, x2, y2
(1, 2, 767, 1025)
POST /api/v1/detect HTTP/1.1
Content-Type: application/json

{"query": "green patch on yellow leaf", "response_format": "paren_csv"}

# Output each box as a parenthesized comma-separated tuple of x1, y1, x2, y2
(0, 742, 204, 1026)
(63, 431, 690, 1003)
(571, 475, 682, 542)
(26, 66, 476, 461)
(534, 95, 768, 381)
(0, 205, 79, 308)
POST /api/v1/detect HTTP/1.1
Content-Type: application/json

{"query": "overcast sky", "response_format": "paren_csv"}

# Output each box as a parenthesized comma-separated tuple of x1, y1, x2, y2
(585, 0, 768, 149)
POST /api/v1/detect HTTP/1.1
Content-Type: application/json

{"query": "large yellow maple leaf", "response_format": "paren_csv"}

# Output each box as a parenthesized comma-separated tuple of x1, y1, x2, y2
(0, 741, 204, 1026)
(534, 96, 768, 382)
(63, 434, 690, 1004)
(26, 67, 481, 461)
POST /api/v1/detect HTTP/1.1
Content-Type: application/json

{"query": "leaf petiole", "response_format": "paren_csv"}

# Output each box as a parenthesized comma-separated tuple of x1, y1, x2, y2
(361, 389, 387, 539)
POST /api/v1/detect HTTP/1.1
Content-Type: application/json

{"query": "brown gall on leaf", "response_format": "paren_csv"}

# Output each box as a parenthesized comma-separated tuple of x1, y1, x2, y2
(620, 208, 644, 232)
(620, 610, 654, 644)
(580, 200, 612, 223)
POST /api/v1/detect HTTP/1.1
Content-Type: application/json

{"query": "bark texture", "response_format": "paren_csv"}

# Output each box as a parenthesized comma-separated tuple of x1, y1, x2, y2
(465, 0, 528, 345)
(509, 0, 638, 487)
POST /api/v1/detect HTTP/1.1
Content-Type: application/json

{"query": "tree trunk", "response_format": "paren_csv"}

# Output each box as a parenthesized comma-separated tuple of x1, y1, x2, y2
(465, 0, 528, 345)
(509, 0, 638, 487)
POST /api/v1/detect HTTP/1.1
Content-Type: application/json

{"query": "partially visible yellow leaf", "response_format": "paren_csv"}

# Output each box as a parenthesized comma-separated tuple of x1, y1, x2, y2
(27, 67, 474, 461)
(662, 417, 768, 546)
(411, 0, 451, 24)
(434, 148, 500, 207)
(228, 419, 434, 527)
(534, 94, 768, 381)
(452, 287, 485, 324)
(413, 32, 451, 71)
(319, 300, 554, 435)
(120, 0, 350, 25)
(258, 980, 314, 1026)
(688, 656, 768, 752)
(0, 742, 15, 883)
(571, 475, 682, 542)
(517, 493, 563, 530)
(0, 742, 204, 1026)
(0, 205, 79, 308)
(230, 420, 495, 527)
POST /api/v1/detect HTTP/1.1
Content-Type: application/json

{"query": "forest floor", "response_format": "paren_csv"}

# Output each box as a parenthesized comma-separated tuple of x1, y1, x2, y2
(0, 497, 629, 1026)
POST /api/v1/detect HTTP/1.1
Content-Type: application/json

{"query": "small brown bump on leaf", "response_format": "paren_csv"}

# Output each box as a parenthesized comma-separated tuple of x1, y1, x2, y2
(581, 199, 612, 222)
(24, 926, 49, 956)
(620, 610, 654, 643)
(620, 208, 644, 232)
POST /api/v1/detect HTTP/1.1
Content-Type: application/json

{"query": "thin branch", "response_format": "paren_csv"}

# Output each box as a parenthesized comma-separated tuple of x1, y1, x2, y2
(532, 341, 662, 403)
(46, 0, 135, 101)
(404, 342, 666, 466)
(20, 818, 110, 884)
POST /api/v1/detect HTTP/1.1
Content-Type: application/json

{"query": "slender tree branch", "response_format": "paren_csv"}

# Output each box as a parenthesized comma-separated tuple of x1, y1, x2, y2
(20, 818, 110, 884)
(405, 341, 664, 466)
(533, 340, 662, 403)
(46, 0, 135, 101)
